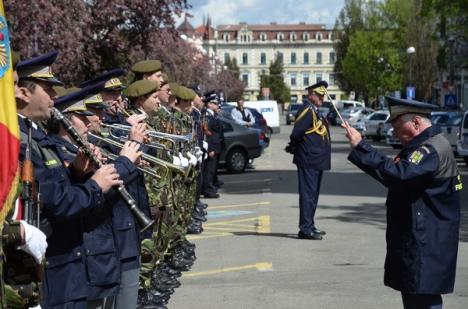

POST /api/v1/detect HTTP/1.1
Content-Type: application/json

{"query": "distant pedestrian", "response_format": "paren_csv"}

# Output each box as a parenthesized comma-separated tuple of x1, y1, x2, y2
(231, 99, 255, 127)
(343, 96, 462, 309)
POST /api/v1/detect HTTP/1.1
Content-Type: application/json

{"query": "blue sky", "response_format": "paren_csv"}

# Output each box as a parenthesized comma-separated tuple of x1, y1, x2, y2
(178, 0, 346, 28)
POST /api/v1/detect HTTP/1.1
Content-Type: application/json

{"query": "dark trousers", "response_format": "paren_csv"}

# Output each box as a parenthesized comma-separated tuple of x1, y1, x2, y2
(401, 293, 442, 309)
(297, 167, 323, 234)
(202, 154, 218, 195)
(196, 161, 204, 201)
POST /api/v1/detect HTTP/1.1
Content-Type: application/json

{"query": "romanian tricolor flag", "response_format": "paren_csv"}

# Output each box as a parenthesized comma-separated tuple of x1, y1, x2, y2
(0, 1, 19, 225)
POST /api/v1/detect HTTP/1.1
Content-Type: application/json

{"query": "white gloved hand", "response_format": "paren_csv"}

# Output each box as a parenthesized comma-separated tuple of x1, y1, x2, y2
(179, 152, 189, 168)
(187, 152, 197, 166)
(19, 220, 47, 264)
(202, 141, 208, 151)
(173, 155, 182, 166)
(194, 147, 203, 158)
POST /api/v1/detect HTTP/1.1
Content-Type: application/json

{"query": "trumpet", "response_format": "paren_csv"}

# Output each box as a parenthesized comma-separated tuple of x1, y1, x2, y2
(101, 149, 161, 180)
(88, 132, 191, 177)
(52, 108, 155, 232)
(102, 123, 192, 143)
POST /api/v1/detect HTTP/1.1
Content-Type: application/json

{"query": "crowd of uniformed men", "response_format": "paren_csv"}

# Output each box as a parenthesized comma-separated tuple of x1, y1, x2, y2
(1, 49, 226, 309)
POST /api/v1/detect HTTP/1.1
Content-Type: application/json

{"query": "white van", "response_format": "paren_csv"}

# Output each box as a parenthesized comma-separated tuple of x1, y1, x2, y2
(227, 100, 280, 133)
(456, 110, 468, 165)
(336, 100, 365, 110)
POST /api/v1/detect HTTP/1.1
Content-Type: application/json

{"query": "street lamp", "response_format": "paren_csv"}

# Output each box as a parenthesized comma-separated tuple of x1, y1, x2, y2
(407, 46, 416, 86)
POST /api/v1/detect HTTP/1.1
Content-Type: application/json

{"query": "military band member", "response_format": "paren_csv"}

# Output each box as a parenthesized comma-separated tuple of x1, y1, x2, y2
(16, 51, 123, 308)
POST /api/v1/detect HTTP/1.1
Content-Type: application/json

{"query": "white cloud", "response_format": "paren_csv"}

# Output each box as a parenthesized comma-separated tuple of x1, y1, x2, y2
(180, 0, 345, 28)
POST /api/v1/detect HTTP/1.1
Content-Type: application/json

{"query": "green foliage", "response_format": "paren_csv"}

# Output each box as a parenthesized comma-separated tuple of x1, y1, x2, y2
(342, 30, 402, 100)
(258, 54, 290, 103)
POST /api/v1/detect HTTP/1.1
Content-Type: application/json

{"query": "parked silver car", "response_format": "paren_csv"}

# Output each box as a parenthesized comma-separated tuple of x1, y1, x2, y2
(337, 107, 375, 125)
(364, 110, 390, 141)
(456, 110, 468, 165)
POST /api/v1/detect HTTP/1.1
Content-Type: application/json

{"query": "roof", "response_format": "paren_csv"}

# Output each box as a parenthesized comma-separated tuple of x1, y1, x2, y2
(217, 23, 328, 32)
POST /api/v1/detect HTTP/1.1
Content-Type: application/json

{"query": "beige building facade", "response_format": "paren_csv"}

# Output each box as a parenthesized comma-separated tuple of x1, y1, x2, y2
(179, 21, 345, 102)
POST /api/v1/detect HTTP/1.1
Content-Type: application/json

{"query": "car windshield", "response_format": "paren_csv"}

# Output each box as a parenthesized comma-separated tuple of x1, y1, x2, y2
(341, 109, 353, 116)
(289, 104, 301, 112)
(369, 113, 388, 120)
(447, 115, 463, 126)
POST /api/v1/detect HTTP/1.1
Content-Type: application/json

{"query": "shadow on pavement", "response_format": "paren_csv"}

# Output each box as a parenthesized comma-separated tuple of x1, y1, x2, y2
(231, 231, 298, 240)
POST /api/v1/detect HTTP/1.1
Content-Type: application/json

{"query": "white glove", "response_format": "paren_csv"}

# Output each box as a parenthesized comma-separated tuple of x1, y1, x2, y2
(187, 152, 197, 166)
(178, 152, 189, 168)
(19, 220, 48, 264)
(202, 141, 208, 151)
(173, 155, 182, 166)
(194, 147, 203, 158)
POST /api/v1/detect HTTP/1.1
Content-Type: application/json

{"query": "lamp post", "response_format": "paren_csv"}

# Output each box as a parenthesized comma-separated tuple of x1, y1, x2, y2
(406, 46, 416, 85)
(406, 46, 416, 99)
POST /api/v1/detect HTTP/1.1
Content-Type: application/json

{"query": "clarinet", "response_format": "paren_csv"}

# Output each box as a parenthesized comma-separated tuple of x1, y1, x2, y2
(52, 108, 154, 232)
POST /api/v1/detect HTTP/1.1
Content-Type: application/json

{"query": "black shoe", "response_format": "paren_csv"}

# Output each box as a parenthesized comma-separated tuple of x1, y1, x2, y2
(192, 212, 207, 222)
(203, 192, 219, 198)
(196, 201, 208, 209)
(298, 231, 322, 240)
(312, 228, 326, 235)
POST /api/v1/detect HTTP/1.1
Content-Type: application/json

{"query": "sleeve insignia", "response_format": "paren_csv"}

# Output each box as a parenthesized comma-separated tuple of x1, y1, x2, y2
(409, 150, 424, 165)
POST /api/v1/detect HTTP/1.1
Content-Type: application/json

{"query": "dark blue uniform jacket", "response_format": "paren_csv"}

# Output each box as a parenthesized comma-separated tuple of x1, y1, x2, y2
(19, 118, 115, 307)
(348, 126, 461, 294)
(289, 101, 331, 170)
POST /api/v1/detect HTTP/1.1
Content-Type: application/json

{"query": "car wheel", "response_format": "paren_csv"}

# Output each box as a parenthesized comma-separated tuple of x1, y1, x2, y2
(371, 136, 380, 142)
(226, 148, 247, 173)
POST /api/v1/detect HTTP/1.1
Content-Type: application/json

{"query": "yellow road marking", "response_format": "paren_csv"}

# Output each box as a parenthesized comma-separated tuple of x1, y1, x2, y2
(209, 201, 270, 210)
(184, 262, 273, 277)
(187, 215, 271, 241)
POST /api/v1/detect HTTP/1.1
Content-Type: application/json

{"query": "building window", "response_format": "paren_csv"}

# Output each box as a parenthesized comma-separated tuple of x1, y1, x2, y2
(277, 32, 284, 41)
(316, 52, 322, 64)
(329, 73, 336, 86)
(241, 73, 249, 86)
(329, 52, 335, 64)
(242, 52, 248, 65)
(303, 32, 309, 41)
(260, 52, 266, 65)
(224, 53, 230, 64)
(223, 33, 230, 42)
(260, 33, 267, 41)
(290, 32, 297, 41)
(302, 94, 308, 102)
(291, 95, 298, 103)
(303, 52, 309, 64)
(316, 32, 323, 41)
(303, 73, 309, 86)
(277, 52, 283, 64)
(290, 73, 297, 86)
(291, 52, 296, 65)
(316, 72, 322, 83)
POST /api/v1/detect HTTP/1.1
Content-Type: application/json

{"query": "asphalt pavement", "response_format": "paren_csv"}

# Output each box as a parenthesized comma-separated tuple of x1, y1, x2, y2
(170, 121, 468, 309)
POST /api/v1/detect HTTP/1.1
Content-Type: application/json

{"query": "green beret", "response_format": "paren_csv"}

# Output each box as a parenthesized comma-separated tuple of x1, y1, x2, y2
(176, 86, 197, 101)
(131, 60, 162, 74)
(124, 80, 160, 98)
(11, 50, 20, 69)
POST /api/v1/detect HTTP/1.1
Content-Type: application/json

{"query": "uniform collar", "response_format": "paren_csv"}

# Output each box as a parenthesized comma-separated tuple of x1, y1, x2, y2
(405, 125, 440, 150)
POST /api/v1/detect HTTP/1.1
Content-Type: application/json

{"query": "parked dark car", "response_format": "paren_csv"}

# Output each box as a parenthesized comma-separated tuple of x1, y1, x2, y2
(326, 108, 338, 125)
(285, 103, 302, 125)
(220, 104, 270, 147)
(217, 116, 265, 173)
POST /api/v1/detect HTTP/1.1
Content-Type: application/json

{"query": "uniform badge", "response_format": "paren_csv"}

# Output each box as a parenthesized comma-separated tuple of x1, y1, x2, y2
(409, 150, 424, 165)
(0, 16, 11, 77)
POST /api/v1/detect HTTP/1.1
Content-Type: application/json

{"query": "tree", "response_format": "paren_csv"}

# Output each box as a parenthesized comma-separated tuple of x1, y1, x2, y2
(342, 30, 402, 103)
(259, 54, 290, 104)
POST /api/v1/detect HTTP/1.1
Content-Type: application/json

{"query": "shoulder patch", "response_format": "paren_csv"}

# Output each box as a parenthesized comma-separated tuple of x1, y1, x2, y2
(409, 150, 424, 165)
